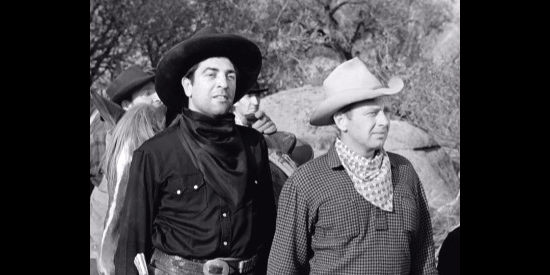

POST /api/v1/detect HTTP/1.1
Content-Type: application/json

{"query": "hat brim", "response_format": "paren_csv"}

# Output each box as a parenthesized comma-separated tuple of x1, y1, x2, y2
(248, 88, 268, 94)
(310, 77, 404, 126)
(110, 75, 155, 104)
(155, 34, 262, 111)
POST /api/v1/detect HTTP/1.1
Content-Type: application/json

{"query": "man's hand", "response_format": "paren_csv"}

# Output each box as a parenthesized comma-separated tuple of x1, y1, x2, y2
(251, 110, 277, 135)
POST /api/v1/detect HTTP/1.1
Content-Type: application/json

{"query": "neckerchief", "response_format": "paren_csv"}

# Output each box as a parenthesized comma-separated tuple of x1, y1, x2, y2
(176, 108, 249, 209)
(335, 138, 393, 212)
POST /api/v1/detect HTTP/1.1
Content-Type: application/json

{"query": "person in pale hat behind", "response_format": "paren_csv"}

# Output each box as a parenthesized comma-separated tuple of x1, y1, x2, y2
(114, 27, 276, 275)
(268, 57, 438, 274)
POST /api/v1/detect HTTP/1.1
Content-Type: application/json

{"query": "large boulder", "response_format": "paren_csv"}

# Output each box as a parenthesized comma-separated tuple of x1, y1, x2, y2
(261, 85, 460, 252)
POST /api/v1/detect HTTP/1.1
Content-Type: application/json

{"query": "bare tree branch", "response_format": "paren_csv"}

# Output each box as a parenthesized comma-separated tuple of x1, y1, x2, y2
(350, 21, 365, 43)
(275, 0, 290, 24)
(329, 1, 366, 18)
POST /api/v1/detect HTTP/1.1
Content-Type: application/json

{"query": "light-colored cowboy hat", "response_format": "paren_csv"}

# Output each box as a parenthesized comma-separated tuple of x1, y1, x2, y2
(310, 57, 404, 126)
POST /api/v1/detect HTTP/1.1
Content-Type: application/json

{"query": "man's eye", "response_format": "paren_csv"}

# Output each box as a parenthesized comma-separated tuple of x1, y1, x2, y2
(227, 74, 236, 81)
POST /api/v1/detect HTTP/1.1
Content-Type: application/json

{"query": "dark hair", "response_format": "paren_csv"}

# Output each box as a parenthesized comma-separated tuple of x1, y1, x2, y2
(183, 63, 200, 84)
(183, 57, 240, 84)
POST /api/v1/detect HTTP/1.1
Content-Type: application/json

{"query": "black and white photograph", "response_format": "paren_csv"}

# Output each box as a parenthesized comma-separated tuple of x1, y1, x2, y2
(90, 0, 460, 274)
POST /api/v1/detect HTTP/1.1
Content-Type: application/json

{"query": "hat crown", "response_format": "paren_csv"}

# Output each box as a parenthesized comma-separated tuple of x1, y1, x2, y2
(310, 57, 404, 126)
(192, 26, 219, 38)
(154, 27, 262, 112)
(106, 66, 153, 100)
(323, 57, 383, 97)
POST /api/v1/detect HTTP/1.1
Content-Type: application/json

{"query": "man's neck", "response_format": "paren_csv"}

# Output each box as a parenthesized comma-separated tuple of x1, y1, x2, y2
(188, 106, 232, 120)
(340, 136, 376, 159)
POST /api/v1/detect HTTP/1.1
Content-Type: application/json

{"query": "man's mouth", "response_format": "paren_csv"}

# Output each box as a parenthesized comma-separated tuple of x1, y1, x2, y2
(213, 95, 229, 100)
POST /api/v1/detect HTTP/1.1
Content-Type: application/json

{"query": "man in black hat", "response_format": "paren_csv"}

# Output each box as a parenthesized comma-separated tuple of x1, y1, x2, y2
(90, 66, 159, 194)
(114, 27, 276, 275)
(232, 83, 276, 134)
(107, 66, 161, 110)
(232, 83, 314, 204)
(90, 66, 159, 275)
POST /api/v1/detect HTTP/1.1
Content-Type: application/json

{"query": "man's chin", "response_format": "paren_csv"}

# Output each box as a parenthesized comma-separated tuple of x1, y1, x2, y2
(210, 104, 231, 116)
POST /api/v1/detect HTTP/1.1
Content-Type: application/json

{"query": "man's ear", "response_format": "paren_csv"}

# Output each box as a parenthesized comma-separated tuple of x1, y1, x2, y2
(121, 100, 132, 111)
(182, 77, 192, 98)
(333, 112, 348, 132)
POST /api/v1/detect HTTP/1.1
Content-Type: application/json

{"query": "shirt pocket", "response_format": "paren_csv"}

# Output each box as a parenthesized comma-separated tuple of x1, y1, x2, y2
(164, 173, 207, 217)
(312, 199, 360, 249)
(398, 192, 419, 233)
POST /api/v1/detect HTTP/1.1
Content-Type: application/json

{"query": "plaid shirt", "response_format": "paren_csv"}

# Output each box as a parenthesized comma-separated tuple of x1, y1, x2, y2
(267, 146, 438, 275)
(90, 112, 108, 188)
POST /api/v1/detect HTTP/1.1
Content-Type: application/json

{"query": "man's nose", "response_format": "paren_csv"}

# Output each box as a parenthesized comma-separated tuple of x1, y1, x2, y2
(150, 93, 161, 104)
(217, 75, 228, 88)
(376, 111, 389, 126)
(250, 95, 259, 105)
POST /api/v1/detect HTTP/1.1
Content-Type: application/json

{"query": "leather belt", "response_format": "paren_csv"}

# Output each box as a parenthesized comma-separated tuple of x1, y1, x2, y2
(151, 249, 257, 275)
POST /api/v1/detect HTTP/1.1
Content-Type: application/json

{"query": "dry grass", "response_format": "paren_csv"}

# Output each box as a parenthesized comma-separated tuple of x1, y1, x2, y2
(390, 58, 460, 151)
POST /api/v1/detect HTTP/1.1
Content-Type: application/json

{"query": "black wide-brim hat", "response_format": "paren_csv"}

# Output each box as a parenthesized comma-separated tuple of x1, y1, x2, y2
(106, 66, 155, 105)
(248, 81, 268, 94)
(155, 27, 262, 111)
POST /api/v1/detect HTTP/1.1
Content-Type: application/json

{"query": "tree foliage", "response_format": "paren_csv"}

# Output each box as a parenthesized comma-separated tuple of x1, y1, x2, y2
(91, 0, 453, 90)
(90, 0, 459, 148)
(90, 0, 135, 88)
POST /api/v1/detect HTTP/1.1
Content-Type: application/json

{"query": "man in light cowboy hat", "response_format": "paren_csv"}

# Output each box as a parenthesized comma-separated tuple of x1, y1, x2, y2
(267, 57, 438, 274)
(233, 82, 314, 204)
(114, 27, 276, 275)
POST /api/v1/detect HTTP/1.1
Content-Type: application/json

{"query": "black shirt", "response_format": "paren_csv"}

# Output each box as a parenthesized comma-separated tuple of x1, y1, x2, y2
(114, 121, 275, 275)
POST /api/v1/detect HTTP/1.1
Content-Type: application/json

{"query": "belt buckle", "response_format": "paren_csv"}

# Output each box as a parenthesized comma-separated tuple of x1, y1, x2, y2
(202, 259, 229, 275)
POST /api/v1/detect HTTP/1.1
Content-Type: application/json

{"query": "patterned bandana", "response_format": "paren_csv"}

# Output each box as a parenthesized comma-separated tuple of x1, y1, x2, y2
(335, 138, 393, 212)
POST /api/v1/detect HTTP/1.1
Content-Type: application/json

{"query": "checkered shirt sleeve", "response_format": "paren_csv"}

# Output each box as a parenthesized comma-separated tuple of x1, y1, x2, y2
(267, 170, 312, 275)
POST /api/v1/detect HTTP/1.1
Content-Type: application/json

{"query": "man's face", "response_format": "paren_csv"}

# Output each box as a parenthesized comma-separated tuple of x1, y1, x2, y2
(122, 82, 161, 110)
(338, 96, 391, 156)
(234, 94, 260, 117)
(182, 57, 237, 117)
